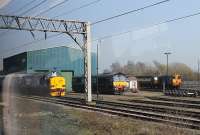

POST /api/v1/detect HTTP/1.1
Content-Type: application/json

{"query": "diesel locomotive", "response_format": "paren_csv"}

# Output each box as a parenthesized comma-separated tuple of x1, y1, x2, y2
(136, 74, 182, 90)
(72, 72, 129, 94)
(0, 72, 66, 97)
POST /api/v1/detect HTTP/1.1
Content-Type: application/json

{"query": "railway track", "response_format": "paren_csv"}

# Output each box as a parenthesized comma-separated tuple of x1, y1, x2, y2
(61, 96, 200, 119)
(129, 99, 200, 109)
(148, 97, 200, 104)
(164, 88, 200, 97)
(18, 95, 200, 130)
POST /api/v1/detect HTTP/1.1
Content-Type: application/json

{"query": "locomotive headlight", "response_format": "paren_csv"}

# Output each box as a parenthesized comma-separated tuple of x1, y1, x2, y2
(154, 77, 158, 81)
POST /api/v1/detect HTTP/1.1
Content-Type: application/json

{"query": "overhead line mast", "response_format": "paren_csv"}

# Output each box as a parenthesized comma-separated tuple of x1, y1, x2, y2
(0, 14, 92, 102)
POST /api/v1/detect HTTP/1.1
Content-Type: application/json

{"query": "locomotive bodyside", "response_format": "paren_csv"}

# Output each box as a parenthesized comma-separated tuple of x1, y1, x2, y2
(72, 73, 129, 94)
(136, 74, 182, 90)
(158, 74, 182, 89)
(0, 73, 66, 97)
(136, 76, 159, 89)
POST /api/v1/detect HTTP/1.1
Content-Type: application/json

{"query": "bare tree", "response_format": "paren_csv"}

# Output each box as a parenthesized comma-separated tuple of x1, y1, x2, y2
(110, 62, 122, 73)
(106, 60, 196, 80)
(153, 60, 166, 75)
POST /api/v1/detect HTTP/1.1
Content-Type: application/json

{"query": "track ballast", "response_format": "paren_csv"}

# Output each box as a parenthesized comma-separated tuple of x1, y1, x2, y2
(17, 95, 200, 130)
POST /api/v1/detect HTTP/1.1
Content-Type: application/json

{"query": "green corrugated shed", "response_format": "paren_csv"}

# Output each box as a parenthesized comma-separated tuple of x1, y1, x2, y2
(3, 46, 97, 92)
(3, 52, 27, 74)
(27, 46, 97, 76)
(27, 46, 97, 92)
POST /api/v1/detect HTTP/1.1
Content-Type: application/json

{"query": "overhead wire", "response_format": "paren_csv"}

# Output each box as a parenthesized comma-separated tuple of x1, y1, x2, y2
(0, 0, 17, 12)
(19, 0, 48, 16)
(53, 0, 102, 18)
(94, 11, 200, 42)
(3, 9, 200, 55)
(0, 0, 102, 54)
(159, 11, 200, 24)
(1, 0, 170, 54)
(91, 0, 170, 25)
(1, 0, 100, 35)
(9, 0, 36, 15)
(0, 0, 72, 54)
(0, 0, 70, 37)
(0, 0, 48, 37)
(35, 0, 70, 17)
(0, 0, 40, 36)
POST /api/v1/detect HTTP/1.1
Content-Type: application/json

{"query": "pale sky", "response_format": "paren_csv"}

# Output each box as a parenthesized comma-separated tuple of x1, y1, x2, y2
(0, 0, 200, 72)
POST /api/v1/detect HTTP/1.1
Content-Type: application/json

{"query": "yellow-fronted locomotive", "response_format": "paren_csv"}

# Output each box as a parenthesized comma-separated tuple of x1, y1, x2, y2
(112, 73, 129, 94)
(158, 74, 182, 89)
(49, 76, 66, 97)
(72, 72, 129, 94)
(171, 74, 182, 89)
(137, 74, 182, 90)
(0, 73, 66, 97)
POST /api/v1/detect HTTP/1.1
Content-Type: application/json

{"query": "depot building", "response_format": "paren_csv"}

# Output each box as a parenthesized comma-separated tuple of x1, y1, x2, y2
(3, 46, 97, 91)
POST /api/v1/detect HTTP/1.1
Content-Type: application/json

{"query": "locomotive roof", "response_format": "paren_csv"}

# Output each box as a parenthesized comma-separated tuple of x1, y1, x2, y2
(73, 72, 128, 78)
(127, 76, 137, 80)
(99, 72, 127, 77)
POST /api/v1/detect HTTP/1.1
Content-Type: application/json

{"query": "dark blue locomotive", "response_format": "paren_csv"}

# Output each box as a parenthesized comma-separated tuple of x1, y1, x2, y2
(72, 72, 129, 94)
(136, 74, 182, 90)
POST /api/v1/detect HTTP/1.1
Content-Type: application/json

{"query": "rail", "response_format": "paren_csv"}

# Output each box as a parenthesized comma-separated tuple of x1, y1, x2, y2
(17, 95, 200, 130)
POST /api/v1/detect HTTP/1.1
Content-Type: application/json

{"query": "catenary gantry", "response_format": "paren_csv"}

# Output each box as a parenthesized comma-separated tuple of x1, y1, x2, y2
(0, 14, 92, 102)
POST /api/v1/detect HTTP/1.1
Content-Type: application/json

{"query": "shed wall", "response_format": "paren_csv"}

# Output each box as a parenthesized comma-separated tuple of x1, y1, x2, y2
(27, 46, 97, 76)
(3, 52, 27, 74)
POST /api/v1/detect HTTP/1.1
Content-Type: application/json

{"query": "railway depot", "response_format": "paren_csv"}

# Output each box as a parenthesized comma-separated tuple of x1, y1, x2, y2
(1, 46, 200, 132)
(3, 46, 97, 91)
(0, 0, 200, 134)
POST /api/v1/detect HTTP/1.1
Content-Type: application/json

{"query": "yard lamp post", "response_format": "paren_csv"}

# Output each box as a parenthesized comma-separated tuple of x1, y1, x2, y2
(96, 40, 101, 100)
(164, 52, 171, 76)
(198, 58, 200, 84)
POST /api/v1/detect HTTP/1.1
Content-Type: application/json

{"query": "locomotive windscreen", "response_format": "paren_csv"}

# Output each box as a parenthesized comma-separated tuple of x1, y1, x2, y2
(113, 74, 127, 82)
